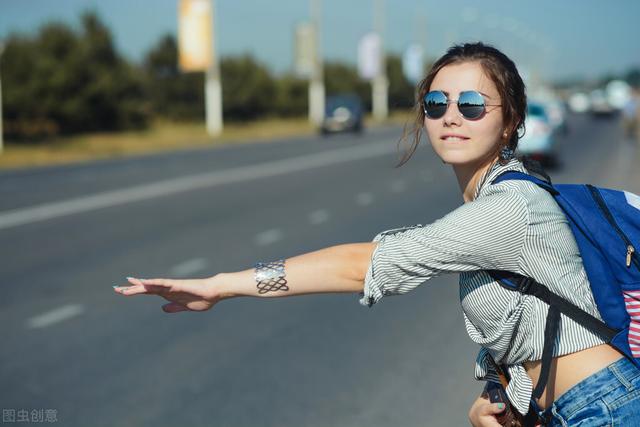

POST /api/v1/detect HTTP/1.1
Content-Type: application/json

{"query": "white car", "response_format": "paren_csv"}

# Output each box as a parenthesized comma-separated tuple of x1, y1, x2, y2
(544, 99, 569, 135)
(517, 101, 557, 166)
(589, 89, 616, 116)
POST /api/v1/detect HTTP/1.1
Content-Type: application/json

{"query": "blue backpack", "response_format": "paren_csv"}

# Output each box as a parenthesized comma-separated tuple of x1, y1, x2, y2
(486, 171, 640, 401)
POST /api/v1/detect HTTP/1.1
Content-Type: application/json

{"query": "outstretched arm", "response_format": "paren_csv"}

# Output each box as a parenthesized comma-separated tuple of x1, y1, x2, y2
(217, 242, 375, 298)
(113, 242, 376, 312)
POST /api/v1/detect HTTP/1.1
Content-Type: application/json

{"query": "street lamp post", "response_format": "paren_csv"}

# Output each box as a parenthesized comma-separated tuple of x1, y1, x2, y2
(205, 0, 222, 136)
(0, 41, 4, 154)
(308, 0, 325, 126)
(372, 0, 388, 121)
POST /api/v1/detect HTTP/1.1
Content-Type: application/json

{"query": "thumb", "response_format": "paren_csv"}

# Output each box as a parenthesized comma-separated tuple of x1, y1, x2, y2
(483, 402, 507, 415)
(162, 302, 188, 313)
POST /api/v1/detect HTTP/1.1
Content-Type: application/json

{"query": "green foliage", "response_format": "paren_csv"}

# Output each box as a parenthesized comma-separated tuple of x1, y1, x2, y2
(625, 68, 640, 88)
(386, 54, 416, 109)
(324, 61, 370, 108)
(2, 12, 148, 141)
(142, 34, 204, 120)
(1, 11, 430, 141)
(273, 73, 307, 117)
(220, 54, 277, 121)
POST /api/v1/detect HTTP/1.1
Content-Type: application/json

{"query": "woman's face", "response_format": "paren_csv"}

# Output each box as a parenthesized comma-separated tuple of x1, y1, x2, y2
(424, 61, 505, 168)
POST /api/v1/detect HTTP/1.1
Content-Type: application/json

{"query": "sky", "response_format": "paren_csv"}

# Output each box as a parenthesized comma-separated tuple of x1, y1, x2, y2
(1, 0, 639, 84)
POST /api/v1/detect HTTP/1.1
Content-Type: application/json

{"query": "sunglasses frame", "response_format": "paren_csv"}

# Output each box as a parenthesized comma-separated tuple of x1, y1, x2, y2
(422, 90, 502, 120)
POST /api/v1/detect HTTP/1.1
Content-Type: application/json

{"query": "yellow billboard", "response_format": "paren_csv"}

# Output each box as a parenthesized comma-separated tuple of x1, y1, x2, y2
(178, 0, 214, 72)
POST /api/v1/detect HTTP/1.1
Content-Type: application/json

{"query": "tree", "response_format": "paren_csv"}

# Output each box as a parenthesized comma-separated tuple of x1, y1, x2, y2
(273, 73, 307, 117)
(324, 61, 370, 109)
(143, 34, 204, 120)
(2, 12, 148, 140)
(220, 55, 276, 120)
(386, 54, 415, 110)
(625, 68, 640, 88)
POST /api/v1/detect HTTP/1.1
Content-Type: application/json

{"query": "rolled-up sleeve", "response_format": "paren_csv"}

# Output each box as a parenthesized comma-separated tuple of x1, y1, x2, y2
(359, 186, 529, 307)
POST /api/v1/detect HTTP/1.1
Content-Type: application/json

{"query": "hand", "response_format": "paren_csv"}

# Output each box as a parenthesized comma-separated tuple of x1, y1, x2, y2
(113, 275, 226, 313)
(468, 394, 506, 427)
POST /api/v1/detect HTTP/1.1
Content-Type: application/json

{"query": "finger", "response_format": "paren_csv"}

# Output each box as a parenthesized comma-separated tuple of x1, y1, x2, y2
(480, 402, 506, 415)
(126, 276, 147, 286)
(162, 302, 188, 313)
(114, 284, 146, 295)
(139, 277, 172, 286)
(114, 283, 166, 296)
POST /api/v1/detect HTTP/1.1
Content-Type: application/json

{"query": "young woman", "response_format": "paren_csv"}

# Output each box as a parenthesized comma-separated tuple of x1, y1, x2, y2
(114, 42, 640, 426)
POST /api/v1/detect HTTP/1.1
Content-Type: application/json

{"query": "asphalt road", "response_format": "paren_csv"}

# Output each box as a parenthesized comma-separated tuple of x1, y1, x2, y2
(1, 113, 638, 427)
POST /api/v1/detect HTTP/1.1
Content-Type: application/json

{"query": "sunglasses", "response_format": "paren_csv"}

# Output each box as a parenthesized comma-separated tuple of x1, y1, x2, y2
(422, 90, 501, 120)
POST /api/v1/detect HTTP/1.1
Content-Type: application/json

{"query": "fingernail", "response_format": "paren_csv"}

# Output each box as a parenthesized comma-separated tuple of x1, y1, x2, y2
(112, 285, 119, 289)
(497, 403, 505, 410)
(126, 276, 136, 281)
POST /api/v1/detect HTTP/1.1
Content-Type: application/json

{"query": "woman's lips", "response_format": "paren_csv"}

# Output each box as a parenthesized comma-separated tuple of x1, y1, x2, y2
(441, 135, 470, 142)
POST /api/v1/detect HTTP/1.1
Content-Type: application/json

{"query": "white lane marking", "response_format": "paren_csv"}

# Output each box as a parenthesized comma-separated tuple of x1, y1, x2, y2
(308, 209, 330, 225)
(255, 229, 283, 246)
(0, 141, 396, 231)
(27, 304, 85, 329)
(170, 258, 208, 277)
(390, 180, 406, 193)
(356, 192, 374, 206)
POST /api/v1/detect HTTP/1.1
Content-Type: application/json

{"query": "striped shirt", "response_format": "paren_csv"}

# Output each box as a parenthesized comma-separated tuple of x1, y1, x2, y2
(359, 158, 607, 415)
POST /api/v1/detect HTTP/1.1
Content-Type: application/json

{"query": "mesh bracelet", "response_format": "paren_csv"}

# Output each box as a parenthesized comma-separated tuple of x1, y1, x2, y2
(254, 259, 289, 294)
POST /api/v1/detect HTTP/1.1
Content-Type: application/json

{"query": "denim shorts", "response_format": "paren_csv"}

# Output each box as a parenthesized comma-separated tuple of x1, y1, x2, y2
(537, 356, 640, 426)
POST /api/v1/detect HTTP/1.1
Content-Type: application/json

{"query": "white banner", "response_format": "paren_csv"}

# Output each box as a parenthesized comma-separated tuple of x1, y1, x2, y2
(358, 32, 381, 80)
(402, 43, 424, 84)
(178, 0, 214, 72)
(294, 22, 315, 78)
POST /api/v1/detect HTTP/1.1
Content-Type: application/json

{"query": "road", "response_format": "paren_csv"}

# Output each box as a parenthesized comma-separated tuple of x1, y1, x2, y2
(0, 112, 638, 426)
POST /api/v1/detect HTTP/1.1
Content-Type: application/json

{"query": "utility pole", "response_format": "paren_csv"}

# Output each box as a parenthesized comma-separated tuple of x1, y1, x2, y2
(205, 0, 222, 136)
(0, 41, 4, 154)
(178, 0, 222, 136)
(309, 0, 325, 126)
(372, 0, 388, 121)
(205, 62, 223, 136)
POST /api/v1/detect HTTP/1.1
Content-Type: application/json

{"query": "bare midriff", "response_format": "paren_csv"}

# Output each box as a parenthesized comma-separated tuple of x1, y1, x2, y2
(524, 344, 623, 409)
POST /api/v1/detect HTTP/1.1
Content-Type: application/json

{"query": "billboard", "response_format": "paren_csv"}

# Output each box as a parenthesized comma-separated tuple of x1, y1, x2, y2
(358, 32, 381, 80)
(178, 0, 214, 72)
(294, 22, 316, 78)
(402, 43, 424, 84)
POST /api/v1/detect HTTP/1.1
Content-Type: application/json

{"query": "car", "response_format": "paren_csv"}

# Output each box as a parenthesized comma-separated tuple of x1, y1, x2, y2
(589, 89, 616, 117)
(544, 98, 569, 135)
(568, 92, 590, 113)
(320, 94, 364, 135)
(517, 101, 557, 166)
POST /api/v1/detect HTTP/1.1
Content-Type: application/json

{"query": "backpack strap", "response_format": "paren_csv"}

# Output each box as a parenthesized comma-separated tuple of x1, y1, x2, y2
(491, 170, 559, 196)
(486, 270, 619, 400)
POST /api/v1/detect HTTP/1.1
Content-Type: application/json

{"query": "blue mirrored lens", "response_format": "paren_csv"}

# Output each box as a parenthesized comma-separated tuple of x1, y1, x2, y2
(422, 91, 448, 118)
(458, 91, 486, 119)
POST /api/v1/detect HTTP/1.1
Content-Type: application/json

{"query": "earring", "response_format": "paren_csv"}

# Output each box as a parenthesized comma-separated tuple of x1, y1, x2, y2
(499, 146, 515, 161)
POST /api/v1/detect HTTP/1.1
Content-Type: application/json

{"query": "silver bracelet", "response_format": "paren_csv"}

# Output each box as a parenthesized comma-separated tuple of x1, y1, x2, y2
(254, 259, 289, 294)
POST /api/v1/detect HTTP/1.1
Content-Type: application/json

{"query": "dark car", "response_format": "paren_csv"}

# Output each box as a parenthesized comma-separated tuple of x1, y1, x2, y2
(321, 94, 364, 135)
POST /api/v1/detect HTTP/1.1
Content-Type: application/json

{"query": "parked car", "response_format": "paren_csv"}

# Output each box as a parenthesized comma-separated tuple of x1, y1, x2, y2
(589, 89, 616, 117)
(568, 92, 590, 113)
(544, 98, 569, 135)
(320, 94, 364, 135)
(518, 101, 557, 166)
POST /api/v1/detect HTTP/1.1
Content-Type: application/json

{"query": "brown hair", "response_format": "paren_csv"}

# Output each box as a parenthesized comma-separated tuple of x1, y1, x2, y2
(396, 41, 527, 168)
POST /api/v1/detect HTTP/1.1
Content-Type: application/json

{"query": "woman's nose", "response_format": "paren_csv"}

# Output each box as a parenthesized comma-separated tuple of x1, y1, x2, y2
(443, 102, 463, 126)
